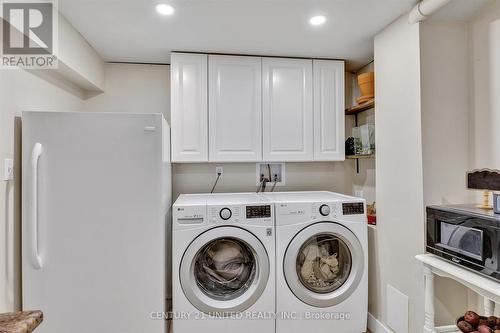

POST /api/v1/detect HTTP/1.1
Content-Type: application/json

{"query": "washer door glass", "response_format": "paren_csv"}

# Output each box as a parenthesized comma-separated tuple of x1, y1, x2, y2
(194, 238, 256, 301)
(296, 234, 351, 294)
(180, 227, 270, 314)
(284, 222, 364, 308)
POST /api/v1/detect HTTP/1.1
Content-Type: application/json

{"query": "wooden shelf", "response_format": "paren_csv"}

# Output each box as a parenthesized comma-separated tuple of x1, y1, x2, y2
(345, 99, 375, 115)
(346, 154, 374, 159)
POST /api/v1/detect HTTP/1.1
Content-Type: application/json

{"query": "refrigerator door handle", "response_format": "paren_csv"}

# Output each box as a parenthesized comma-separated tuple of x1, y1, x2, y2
(31, 143, 43, 269)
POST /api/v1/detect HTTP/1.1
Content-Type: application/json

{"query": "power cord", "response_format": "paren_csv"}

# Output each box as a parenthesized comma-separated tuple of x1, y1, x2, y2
(210, 172, 222, 193)
(256, 174, 269, 193)
(256, 178, 263, 192)
(270, 174, 278, 192)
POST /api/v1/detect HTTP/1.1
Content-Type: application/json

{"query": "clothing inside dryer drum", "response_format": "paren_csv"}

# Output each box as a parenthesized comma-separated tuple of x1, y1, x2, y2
(194, 238, 256, 300)
(296, 234, 352, 293)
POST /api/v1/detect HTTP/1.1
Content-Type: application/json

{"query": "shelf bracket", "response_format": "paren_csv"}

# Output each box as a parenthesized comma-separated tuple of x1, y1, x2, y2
(355, 113, 360, 174)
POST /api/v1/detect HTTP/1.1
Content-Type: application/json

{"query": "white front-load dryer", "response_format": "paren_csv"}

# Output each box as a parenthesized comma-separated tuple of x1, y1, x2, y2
(172, 193, 275, 333)
(262, 191, 368, 333)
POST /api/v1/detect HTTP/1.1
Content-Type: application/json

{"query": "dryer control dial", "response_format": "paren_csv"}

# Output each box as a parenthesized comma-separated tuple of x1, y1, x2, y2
(319, 204, 331, 216)
(219, 208, 232, 220)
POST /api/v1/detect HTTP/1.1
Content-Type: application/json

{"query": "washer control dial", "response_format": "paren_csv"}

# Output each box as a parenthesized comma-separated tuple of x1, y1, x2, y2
(219, 208, 232, 220)
(319, 204, 330, 216)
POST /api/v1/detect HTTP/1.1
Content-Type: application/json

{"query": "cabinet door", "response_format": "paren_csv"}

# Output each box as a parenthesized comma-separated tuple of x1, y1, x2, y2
(209, 55, 262, 162)
(262, 58, 313, 161)
(171, 53, 208, 162)
(313, 60, 345, 161)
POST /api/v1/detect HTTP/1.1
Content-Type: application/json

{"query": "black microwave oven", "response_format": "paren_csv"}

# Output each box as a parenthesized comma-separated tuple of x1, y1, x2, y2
(426, 205, 500, 281)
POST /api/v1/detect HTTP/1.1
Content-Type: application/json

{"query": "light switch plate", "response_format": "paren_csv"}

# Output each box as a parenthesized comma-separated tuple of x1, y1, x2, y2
(3, 158, 13, 181)
(354, 190, 364, 198)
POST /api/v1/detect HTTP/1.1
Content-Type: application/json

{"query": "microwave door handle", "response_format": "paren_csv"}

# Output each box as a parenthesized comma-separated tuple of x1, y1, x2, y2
(31, 143, 43, 269)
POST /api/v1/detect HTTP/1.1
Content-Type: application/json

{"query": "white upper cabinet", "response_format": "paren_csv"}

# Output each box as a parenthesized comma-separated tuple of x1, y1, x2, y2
(262, 58, 313, 161)
(313, 60, 345, 161)
(209, 55, 262, 162)
(170, 53, 345, 163)
(171, 53, 208, 162)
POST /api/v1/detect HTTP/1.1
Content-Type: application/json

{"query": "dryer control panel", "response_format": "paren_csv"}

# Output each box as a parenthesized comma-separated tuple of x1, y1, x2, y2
(342, 202, 365, 215)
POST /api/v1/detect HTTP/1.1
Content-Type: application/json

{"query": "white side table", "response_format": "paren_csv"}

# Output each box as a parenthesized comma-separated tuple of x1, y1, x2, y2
(415, 254, 500, 333)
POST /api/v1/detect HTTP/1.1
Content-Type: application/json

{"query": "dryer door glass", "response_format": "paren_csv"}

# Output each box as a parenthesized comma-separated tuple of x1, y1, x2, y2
(296, 234, 352, 293)
(283, 222, 364, 307)
(194, 238, 256, 301)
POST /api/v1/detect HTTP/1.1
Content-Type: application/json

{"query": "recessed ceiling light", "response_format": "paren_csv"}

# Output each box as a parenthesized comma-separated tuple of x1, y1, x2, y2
(156, 4, 175, 16)
(309, 15, 326, 26)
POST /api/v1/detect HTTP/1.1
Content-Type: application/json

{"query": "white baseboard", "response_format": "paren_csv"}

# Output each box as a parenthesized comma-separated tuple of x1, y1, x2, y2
(368, 312, 393, 333)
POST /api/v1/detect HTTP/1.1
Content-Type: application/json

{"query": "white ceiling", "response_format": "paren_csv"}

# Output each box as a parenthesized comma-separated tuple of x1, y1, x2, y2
(60, 0, 419, 71)
(429, 0, 492, 21)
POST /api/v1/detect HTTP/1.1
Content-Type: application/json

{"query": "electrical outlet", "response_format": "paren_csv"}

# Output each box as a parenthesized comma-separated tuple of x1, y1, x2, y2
(4, 158, 13, 181)
(215, 166, 223, 176)
(256, 163, 285, 186)
(354, 190, 364, 198)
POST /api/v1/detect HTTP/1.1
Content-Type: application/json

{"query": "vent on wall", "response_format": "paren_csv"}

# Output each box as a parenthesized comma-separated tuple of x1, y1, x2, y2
(387, 284, 409, 333)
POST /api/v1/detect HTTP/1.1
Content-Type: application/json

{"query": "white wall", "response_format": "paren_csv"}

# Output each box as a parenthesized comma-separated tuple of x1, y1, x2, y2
(467, 0, 500, 317)
(0, 70, 84, 312)
(420, 21, 472, 326)
(83, 63, 170, 121)
(470, 0, 500, 169)
(372, 15, 425, 333)
(172, 162, 351, 200)
(56, 14, 105, 92)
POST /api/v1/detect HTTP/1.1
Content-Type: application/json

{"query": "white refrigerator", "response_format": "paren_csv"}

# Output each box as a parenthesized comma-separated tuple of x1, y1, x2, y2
(22, 112, 171, 333)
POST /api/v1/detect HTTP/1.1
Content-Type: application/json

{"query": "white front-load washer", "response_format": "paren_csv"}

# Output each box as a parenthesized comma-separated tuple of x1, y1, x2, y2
(261, 191, 368, 333)
(172, 193, 275, 333)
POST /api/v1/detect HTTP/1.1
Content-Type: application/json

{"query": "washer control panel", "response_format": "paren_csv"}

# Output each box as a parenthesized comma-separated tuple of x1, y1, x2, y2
(246, 205, 272, 219)
(319, 204, 331, 216)
(209, 204, 273, 224)
(219, 207, 232, 220)
(310, 202, 339, 219)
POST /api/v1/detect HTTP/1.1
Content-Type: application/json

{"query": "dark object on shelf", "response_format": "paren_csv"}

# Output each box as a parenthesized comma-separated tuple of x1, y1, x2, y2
(467, 169, 500, 191)
(467, 169, 500, 210)
(456, 311, 498, 333)
(0, 310, 43, 333)
(345, 137, 356, 156)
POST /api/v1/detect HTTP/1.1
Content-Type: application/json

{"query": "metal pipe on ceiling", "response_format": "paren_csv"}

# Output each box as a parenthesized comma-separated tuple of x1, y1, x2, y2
(408, 0, 451, 23)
